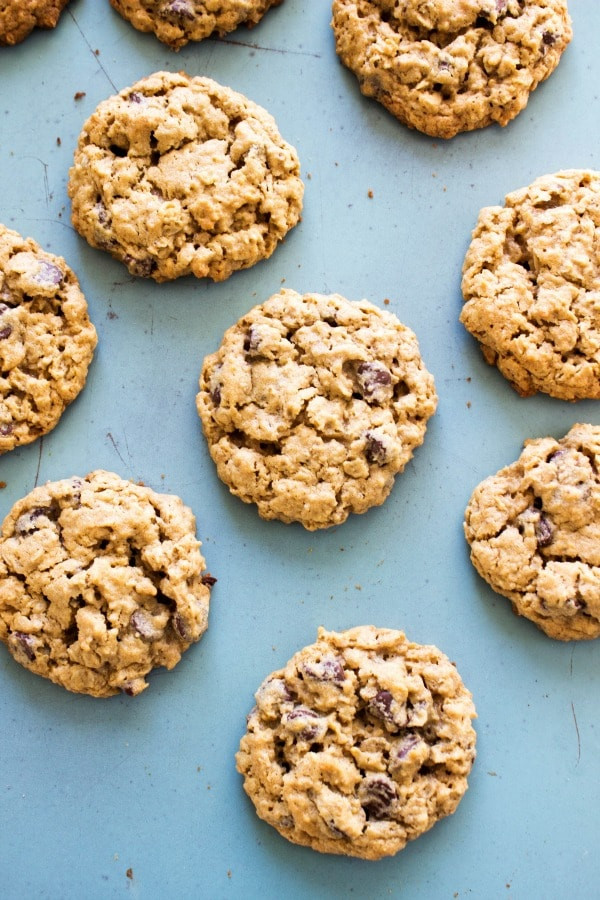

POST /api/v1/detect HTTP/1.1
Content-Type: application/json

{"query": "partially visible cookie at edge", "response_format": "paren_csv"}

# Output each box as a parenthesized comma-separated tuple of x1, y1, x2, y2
(68, 71, 304, 282)
(331, 0, 572, 139)
(464, 423, 600, 640)
(0, 224, 97, 454)
(0, 0, 70, 45)
(236, 625, 477, 860)
(196, 289, 438, 530)
(0, 470, 214, 696)
(460, 170, 600, 400)
(109, 0, 283, 51)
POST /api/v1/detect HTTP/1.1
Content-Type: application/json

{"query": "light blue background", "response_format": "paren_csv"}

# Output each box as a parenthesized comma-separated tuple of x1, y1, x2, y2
(0, 2, 598, 898)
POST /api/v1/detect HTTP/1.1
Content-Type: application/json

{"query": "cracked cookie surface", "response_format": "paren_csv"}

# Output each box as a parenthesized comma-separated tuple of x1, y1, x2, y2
(331, 0, 572, 139)
(236, 626, 477, 860)
(196, 289, 437, 530)
(109, 0, 283, 51)
(0, 0, 69, 45)
(461, 170, 600, 400)
(0, 224, 97, 454)
(464, 424, 600, 640)
(0, 470, 214, 696)
(68, 71, 303, 282)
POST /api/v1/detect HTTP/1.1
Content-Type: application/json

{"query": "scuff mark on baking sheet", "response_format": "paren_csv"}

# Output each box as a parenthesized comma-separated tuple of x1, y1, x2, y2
(217, 38, 321, 58)
(570, 701, 581, 766)
(23, 157, 50, 206)
(107, 431, 128, 470)
(68, 11, 118, 92)
(33, 436, 44, 487)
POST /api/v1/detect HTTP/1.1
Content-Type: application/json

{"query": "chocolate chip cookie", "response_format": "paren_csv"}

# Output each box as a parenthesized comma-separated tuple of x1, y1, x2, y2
(68, 71, 303, 282)
(0, 470, 214, 696)
(331, 0, 572, 139)
(0, 0, 69, 46)
(0, 224, 97, 454)
(464, 423, 600, 640)
(236, 626, 477, 860)
(461, 170, 600, 400)
(109, 0, 283, 51)
(196, 289, 438, 530)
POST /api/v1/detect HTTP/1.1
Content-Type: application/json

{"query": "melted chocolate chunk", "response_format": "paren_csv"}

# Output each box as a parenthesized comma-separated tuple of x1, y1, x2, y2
(359, 776, 398, 820)
(364, 431, 387, 466)
(535, 514, 554, 549)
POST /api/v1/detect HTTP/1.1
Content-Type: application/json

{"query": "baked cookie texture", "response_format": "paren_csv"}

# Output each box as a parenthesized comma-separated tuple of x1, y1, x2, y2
(0, 224, 97, 454)
(0, 0, 69, 46)
(0, 470, 214, 696)
(331, 0, 572, 139)
(196, 289, 438, 530)
(464, 424, 600, 641)
(68, 71, 303, 282)
(461, 170, 600, 400)
(236, 626, 477, 860)
(109, 0, 283, 51)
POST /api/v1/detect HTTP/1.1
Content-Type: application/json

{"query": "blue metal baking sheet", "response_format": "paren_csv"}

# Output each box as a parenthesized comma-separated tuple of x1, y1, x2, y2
(0, 2, 598, 898)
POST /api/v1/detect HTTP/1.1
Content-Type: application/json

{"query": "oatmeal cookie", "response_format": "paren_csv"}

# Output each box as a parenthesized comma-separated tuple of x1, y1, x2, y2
(236, 625, 477, 860)
(67, 71, 303, 282)
(0, 224, 97, 454)
(109, 0, 283, 51)
(0, 470, 214, 696)
(0, 0, 69, 46)
(464, 423, 600, 640)
(331, 0, 572, 139)
(196, 289, 438, 530)
(460, 170, 600, 400)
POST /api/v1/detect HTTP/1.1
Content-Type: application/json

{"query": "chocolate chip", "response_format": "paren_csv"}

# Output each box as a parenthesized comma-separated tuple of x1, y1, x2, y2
(128, 91, 144, 104)
(535, 514, 554, 548)
(0, 325, 12, 340)
(243, 326, 261, 356)
(160, 0, 195, 18)
(359, 776, 398, 820)
(301, 655, 345, 683)
(210, 385, 222, 407)
(130, 609, 161, 641)
(364, 431, 388, 466)
(542, 30, 557, 45)
(11, 631, 36, 661)
(201, 573, 217, 587)
(367, 689, 407, 731)
(123, 255, 156, 278)
(285, 707, 325, 742)
(356, 362, 392, 402)
(33, 261, 63, 287)
(95, 201, 109, 226)
(395, 733, 421, 761)
(172, 612, 191, 641)
(15, 506, 56, 534)
(0, 423, 13, 436)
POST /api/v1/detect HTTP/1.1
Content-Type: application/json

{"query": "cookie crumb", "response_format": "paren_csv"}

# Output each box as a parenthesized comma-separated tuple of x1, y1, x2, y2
(74, 91, 86, 101)
(0, 481, 6, 489)
(56, 137, 61, 146)
(383, 298, 390, 305)
(126, 868, 133, 880)
(367, 189, 373, 198)
(227, 870, 232, 879)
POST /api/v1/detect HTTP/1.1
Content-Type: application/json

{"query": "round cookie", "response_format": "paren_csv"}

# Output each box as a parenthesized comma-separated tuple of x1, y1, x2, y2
(460, 170, 600, 400)
(464, 424, 600, 641)
(109, 0, 283, 51)
(196, 289, 438, 530)
(0, 470, 214, 696)
(331, 0, 572, 139)
(236, 625, 477, 860)
(67, 71, 303, 283)
(0, 224, 97, 454)
(0, 0, 69, 46)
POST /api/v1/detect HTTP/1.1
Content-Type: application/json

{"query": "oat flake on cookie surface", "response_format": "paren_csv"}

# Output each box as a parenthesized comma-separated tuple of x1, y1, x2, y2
(0, 224, 97, 454)
(67, 71, 303, 282)
(0, 470, 214, 697)
(461, 170, 600, 400)
(196, 289, 438, 530)
(464, 424, 600, 641)
(236, 626, 477, 860)
(109, 0, 283, 51)
(331, 0, 572, 139)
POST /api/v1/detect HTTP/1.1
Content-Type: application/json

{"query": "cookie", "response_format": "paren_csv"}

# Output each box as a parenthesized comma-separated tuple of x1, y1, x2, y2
(0, 0, 69, 46)
(0, 470, 214, 696)
(331, 0, 572, 139)
(0, 225, 97, 454)
(460, 170, 600, 400)
(109, 0, 283, 51)
(236, 626, 476, 860)
(464, 424, 600, 641)
(67, 71, 303, 282)
(196, 289, 437, 530)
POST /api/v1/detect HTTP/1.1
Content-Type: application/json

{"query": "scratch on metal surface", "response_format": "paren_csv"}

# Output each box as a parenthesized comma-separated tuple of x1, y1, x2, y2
(216, 37, 321, 58)
(570, 701, 581, 766)
(107, 431, 128, 469)
(68, 10, 118, 92)
(23, 157, 50, 206)
(33, 436, 44, 487)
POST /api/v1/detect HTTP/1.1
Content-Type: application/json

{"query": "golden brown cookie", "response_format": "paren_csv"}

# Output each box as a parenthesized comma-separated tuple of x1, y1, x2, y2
(67, 71, 303, 282)
(0, 0, 69, 46)
(461, 170, 600, 400)
(464, 424, 600, 640)
(331, 0, 572, 139)
(196, 289, 438, 530)
(236, 626, 477, 860)
(109, 0, 283, 51)
(0, 470, 214, 696)
(0, 224, 97, 453)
